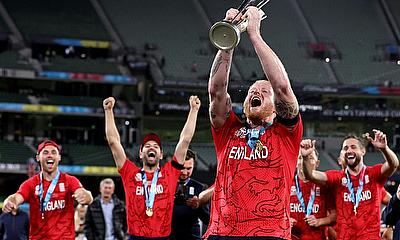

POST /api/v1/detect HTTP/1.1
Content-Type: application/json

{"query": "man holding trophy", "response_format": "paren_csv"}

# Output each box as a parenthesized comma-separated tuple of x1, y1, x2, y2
(206, 2, 303, 240)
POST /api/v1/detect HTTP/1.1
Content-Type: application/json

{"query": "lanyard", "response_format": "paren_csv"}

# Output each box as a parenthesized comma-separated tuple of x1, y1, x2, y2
(39, 170, 60, 219)
(345, 166, 366, 214)
(142, 169, 159, 211)
(295, 173, 316, 217)
(247, 127, 265, 149)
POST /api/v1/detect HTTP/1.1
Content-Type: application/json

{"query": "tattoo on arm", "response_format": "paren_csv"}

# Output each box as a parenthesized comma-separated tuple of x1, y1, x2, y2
(225, 97, 232, 118)
(210, 54, 230, 78)
(275, 99, 299, 119)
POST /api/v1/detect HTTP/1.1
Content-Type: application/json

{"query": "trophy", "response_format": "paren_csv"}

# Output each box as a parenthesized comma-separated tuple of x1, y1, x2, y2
(209, 0, 269, 50)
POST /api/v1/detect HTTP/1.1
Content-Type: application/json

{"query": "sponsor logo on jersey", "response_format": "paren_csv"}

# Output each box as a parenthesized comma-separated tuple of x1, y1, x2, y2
(228, 146, 269, 160)
(341, 177, 347, 186)
(235, 127, 247, 138)
(290, 186, 297, 196)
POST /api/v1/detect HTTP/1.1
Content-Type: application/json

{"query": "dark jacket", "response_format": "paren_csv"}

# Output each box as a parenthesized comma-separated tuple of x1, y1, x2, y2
(84, 194, 127, 240)
(171, 178, 210, 240)
(0, 209, 29, 240)
(383, 193, 400, 240)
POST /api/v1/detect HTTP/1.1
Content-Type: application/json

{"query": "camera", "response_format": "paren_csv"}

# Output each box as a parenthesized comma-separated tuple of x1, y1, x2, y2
(174, 181, 194, 205)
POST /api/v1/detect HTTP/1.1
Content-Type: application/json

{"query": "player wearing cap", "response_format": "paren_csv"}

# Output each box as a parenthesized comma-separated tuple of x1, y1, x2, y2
(2, 140, 93, 240)
(103, 95, 201, 239)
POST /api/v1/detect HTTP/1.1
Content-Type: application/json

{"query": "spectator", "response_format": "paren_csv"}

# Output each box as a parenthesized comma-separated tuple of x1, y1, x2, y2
(75, 204, 88, 240)
(84, 178, 127, 240)
(0, 208, 29, 240)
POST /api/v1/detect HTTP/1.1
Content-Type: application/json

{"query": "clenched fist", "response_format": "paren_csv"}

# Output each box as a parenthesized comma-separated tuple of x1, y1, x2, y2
(189, 95, 201, 111)
(103, 97, 115, 111)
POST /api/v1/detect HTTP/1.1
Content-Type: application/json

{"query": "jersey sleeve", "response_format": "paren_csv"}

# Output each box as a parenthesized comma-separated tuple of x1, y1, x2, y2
(164, 156, 181, 179)
(211, 111, 242, 159)
(325, 170, 342, 189)
(17, 178, 34, 203)
(67, 174, 84, 194)
(118, 158, 140, 179)
(274, 114, 303, 157)
(369, 164, 386, 186)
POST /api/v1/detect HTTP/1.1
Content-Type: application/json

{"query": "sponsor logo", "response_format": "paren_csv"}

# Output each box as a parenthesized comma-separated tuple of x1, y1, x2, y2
(365, 175, 369, 184)
(341, 177, 347, 186)
(235, 127, 247, 138)
(290, 186, 297, 196)
(228, 146, 269, 160)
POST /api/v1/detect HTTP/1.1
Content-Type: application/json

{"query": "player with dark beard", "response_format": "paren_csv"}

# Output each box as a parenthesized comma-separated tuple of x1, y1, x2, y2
(301, 131, 399, 240)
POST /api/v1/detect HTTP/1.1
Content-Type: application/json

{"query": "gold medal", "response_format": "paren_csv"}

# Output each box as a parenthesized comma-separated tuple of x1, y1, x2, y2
(255, 140, 263, 152)
(353, 206, 357, 215)
(146, 208, 153, 217)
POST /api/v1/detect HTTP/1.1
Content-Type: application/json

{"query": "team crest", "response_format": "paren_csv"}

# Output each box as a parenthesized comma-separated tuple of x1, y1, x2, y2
(235, 127, 247, 138)
(59, 183, 65, 192)
(341, 177, 347, 186)
(365, 175, 369, 184)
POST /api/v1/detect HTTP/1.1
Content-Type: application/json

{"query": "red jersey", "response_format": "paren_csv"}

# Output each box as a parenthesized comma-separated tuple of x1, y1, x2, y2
(17, 172, 82, 240)
(326, 164, 386, 240)
(205, 111, 303, 239)
(118, 158, 181, 237)
(290, 179, 334, 240)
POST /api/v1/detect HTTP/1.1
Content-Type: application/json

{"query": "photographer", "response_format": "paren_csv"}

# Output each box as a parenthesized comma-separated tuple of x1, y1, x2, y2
(170, 149, 210, 240)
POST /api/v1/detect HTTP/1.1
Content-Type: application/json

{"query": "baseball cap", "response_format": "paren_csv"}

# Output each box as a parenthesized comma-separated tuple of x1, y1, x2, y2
(37, 140, 61, 155)
(141, 133, 162, 150)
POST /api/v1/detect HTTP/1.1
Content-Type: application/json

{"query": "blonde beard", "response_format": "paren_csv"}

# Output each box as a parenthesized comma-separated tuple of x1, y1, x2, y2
(243, 101, 275, 125)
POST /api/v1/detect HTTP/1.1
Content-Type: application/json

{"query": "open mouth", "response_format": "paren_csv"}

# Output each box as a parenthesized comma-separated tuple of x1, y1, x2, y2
(46, 159, 55, 168)
(346, 154, 356, 161)
(148, 151, 156, 158)
(251, 97, 262, 107)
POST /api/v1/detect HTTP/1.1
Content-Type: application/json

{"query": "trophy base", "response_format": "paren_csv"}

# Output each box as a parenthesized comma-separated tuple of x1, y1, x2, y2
(209, 21, 241, 50)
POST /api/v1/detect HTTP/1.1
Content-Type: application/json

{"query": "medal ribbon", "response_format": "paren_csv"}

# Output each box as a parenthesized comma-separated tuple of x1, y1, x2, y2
(247, 127, 265, 149)
(39, 170, 60, 214)
(295, 173, 316, 216)
(345, 165, 366, 213)
(142, 169, 159, 211)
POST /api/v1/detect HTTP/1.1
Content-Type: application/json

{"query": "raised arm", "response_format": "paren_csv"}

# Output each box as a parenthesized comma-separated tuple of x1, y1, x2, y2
(208, 9, 240, 129)
(365, 129, 399, 178)
(245, 7, 299, 121)
(103, 97, 127, 169)
(300, 139, 328, 186)
(2, 193, 24, 213)
(174, 96, 201, 164)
